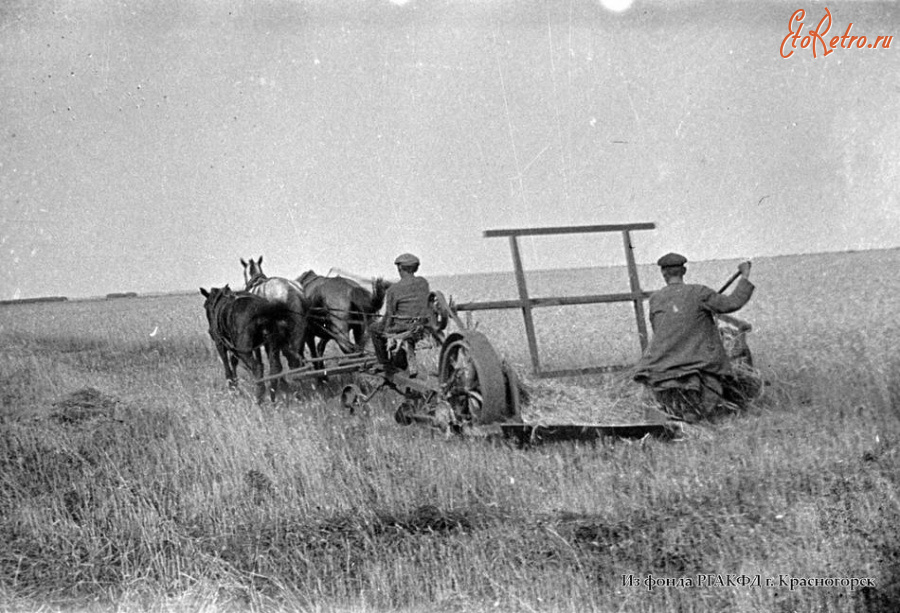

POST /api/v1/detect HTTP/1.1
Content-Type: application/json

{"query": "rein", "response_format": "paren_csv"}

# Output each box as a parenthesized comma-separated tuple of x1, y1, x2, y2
(310, 303, 376, 320)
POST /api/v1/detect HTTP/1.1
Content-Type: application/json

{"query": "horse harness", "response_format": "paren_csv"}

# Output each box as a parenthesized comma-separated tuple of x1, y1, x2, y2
(244, 272, 267, 292)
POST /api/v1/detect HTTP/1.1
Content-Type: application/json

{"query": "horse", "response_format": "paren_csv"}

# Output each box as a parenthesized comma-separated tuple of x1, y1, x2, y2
(200, 285, 302, 402)
(240, 256, 311, 368)
(297, 270, 388, 358)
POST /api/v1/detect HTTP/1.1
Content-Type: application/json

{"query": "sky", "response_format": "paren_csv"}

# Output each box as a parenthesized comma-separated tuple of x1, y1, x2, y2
(1, 0, 898, 300)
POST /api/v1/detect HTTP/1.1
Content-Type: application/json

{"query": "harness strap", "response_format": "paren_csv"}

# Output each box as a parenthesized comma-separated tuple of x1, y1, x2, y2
(245, 272, 268, 291)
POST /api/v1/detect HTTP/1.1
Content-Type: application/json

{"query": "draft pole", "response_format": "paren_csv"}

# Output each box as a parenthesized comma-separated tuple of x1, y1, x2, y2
(622, 229, 649, 351)
(509, 236, 541, 373)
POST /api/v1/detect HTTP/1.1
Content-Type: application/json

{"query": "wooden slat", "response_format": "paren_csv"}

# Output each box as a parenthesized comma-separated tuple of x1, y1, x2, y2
(258, 356, 378, 383)
(509, 236, 541, 373)
(454, 291, 652, 312)
(622, 229, 650, 351)
(499, 422, 677, 446)
(534, 364, 632, 378)
(484, 223, 655, 238)
(478, 221, 657, 379)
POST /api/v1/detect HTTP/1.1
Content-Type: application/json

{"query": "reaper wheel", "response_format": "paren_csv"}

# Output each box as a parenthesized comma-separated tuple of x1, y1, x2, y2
(438, 330, 510, 425)
(501, 360, 524, 423)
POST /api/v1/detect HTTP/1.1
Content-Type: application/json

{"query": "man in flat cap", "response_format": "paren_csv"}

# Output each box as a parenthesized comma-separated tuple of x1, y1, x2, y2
(633, 253, 755, 422)
(370, 253, 431, 375)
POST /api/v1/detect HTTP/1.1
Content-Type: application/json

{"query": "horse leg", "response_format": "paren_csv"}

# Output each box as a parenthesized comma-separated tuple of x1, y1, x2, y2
(316, 336, 330, 358)
(285, 316, 306, 370)
(253, 346, 265, 376)
(302, 329, 323, 370)
(220, 345, 240, 390)
(285, 346, 303, 370)
(266, 344, 284, 402)
(216, 343, 239, 390)
(308, 335, 332, 383)
(243, 351, 267, 404)
(351, 318, 368, 353)
(331, 316, 356, 355)
(229, 354, 240, 389)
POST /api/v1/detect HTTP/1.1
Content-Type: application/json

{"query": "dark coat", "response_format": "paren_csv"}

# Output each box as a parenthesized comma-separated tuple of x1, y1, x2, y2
(634, 278, 754, 386)
(383, 275, 430, 332)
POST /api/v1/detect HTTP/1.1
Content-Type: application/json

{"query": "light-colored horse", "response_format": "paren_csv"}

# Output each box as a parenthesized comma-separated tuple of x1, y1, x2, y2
(240, 256, 310, 369)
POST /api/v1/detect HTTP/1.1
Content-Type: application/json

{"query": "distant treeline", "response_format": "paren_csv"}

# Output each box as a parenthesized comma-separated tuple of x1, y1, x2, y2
(1, 291, 149, 305)
(0, 296, 68, 306)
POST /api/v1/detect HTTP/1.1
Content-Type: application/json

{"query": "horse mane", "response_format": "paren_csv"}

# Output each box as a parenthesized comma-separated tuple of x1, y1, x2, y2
(297, 270, 320, 287)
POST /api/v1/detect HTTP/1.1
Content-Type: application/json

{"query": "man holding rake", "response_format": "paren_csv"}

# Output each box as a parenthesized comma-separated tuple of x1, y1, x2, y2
(634, 253, 757, 423)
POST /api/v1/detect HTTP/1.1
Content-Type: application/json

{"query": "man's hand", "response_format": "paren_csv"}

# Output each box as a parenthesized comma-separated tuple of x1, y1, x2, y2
(738, 260, 752, 278)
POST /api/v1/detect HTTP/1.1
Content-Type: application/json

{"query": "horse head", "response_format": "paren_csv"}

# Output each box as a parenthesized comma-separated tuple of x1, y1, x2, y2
(200, 286, 229, 334)
(201, 285, 221, 303)
(241, 256, 267, 290)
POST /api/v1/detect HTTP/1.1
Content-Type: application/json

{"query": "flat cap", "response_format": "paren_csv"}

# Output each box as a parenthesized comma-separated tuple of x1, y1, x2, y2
(394, 253, 420, 266)
(657, 252, 687, 267)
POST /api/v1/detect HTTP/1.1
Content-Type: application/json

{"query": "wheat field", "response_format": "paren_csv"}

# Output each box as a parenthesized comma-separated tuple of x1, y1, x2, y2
(1, 249, 898, 612)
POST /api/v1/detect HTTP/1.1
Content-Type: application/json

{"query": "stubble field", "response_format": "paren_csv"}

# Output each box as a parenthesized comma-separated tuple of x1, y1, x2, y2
(1, 249, 898, 612)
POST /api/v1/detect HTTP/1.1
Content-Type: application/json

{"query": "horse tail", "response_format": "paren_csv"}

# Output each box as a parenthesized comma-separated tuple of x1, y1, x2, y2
(304, 291, 331, 337)
(256, 303, 297, 348)
(369, 277, 388, 315)
(287, 288, 309, 320)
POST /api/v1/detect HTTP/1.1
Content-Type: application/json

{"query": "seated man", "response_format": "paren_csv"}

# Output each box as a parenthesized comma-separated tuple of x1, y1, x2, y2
(370, 253, 431, 376)
(633, 253, 755, 423)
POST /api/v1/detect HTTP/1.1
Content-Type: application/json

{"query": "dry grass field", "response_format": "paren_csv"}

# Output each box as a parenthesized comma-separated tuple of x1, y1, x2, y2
(1, 249, 899, 612)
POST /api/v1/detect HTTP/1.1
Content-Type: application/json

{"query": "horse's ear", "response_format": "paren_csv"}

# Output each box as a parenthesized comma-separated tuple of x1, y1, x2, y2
(240, 258, 247, 267)
(200, 287, 209, 297)
(257, 256, 263, 265)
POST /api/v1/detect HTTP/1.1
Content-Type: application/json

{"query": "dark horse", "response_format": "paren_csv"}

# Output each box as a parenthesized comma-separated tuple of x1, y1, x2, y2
(241, 256, 311, 368)
(200, 286, 302, 402)
(297, 270, 388, 358)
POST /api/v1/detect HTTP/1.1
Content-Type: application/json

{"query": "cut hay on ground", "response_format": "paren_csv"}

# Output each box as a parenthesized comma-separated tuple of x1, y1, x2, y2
(49, 387, 121, 424)
(518, 373, 655, 425)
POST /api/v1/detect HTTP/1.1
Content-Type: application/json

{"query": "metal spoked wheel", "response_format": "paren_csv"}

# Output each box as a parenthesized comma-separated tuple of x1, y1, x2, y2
(438, 330, 509, 425)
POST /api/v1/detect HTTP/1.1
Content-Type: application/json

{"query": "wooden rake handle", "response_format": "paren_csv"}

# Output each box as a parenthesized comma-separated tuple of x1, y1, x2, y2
(718, 269, 743, 294)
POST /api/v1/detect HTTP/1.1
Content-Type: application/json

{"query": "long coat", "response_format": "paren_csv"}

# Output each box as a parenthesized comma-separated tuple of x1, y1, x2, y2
(633, 278, 754, 386)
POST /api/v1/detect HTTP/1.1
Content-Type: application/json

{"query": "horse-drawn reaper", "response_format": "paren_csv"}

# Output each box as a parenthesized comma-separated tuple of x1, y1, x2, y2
(215, 259, 513, 430)
(260, 288, 526, 434)
(200, 220, 765, 447)
(223, 252, 681, 439)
